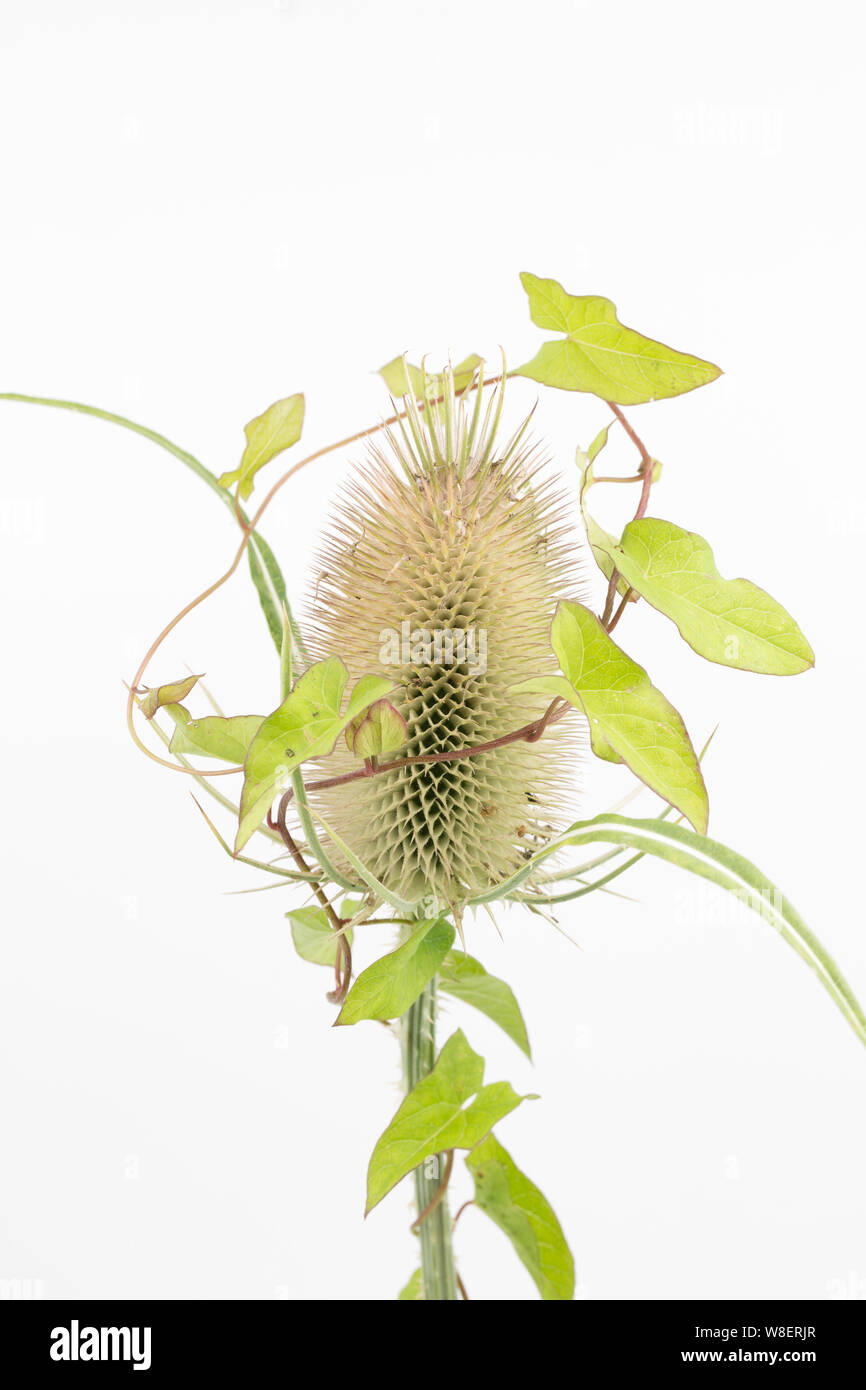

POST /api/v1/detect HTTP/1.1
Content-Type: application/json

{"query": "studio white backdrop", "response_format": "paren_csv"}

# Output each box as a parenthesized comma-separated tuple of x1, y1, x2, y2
(1, 0, 863, 1301)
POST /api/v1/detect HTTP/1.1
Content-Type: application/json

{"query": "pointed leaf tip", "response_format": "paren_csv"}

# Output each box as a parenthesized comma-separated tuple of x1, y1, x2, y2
(517, 272, 721, 405)
(336, 919, 454, 1025)
(602, 518, 815, 675)
(219, 393, 305, 500)
(512, 602, 709, 833)
(365, 1030, 531, 1213)
(138, 673, 203, 719)
(466, 1134, 575, 1300)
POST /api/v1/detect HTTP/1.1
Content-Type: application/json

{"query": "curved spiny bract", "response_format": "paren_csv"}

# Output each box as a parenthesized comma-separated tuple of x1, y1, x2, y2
(305, 369, 592, 907)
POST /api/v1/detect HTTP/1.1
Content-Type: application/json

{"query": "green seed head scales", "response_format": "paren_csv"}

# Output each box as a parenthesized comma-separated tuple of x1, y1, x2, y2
(306, 367, 592, 908)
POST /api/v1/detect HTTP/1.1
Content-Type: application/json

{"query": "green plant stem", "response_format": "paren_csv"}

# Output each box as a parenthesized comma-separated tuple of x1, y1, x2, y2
(0, 391, 307, 661)
(401, 967, 458, 1301)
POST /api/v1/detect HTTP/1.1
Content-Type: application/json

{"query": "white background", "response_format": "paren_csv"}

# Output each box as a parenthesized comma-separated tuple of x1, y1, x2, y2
(1, 0, 864, 1302)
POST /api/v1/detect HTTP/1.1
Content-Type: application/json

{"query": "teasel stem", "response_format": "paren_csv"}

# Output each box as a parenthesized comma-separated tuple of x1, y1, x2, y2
(401, 932, 459, 1301)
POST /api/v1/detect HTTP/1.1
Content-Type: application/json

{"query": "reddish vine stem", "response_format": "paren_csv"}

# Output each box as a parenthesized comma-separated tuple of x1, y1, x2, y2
(592, 472, 643, 484)
(451, 1199, 475, 1228)
(456, 1273, 470, 1300)
(606, 587, 633, 635)
(126, 373, 505, 778)
(601, 569, 620, 629)
(608, 401, 655, 519)
(600, 401, 655, 631)
(269, 790, 351, 1002)
(410, 1150, 454, 1232)
(306, 698, 567, 795)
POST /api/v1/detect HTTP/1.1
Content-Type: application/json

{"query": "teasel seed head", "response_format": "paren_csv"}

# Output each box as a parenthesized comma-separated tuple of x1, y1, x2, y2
(306, 365, 592, 909)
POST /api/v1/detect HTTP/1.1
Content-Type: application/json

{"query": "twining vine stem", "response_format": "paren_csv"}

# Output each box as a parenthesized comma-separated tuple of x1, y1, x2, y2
(600, 400, 654, 629)
(410, 1150, 454, 1232)
(452, 1199, 475, 1227)
(605, 587, 633, 635)
(124, 373, 504, 776)
(15, 362, 662, 1304)
(126, 380, 654, 805)
(403, 972, 459, 1300)
(304, 698, 569, 795)
(268, 789, 351, 1002)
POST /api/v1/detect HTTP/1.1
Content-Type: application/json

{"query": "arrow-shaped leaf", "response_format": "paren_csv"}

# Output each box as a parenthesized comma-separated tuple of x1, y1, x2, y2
(600, 518, 815, 675)
(365, 1030, 532, 1213)
(219, 393, 305, 500)
(336, 919, 455, 1025)
(288, 906, 353, 967)
(512, 601, 708, 832)
(169, 713, 265, 762)
(465, 1134, 575, 1300)
(235, 658, 393, 853)
(439, 951, 532, 1059)
(516, 272, 721, 405)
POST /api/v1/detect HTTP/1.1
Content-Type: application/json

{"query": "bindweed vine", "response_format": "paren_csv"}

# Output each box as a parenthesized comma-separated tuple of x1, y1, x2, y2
(3, 270, 863, 1302)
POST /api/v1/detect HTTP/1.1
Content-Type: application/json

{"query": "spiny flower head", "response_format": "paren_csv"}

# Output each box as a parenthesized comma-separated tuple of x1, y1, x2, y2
(306, 365, 590, 908)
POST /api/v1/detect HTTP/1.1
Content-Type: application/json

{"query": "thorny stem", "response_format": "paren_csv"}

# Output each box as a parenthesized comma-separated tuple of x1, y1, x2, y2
(410, 1150, 454, 1232)
(402, 948, 459, 1301)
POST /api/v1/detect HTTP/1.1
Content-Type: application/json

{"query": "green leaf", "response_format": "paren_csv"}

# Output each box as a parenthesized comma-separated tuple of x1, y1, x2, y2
(138, 673, 202, 719)
(0, 394, 299, 658)
(379, 355, 482, 400)
(439, 951, 531, 1059)
(586, 422, 611, 464)
(516, 272, 722, 405)
(576, 449, 635, 601)
(336, 919, 455, 1025)
(288, 906, 353, 967)
(235, 659, 393, 853)
(339, 896, 366, 919)
(219, 393, 305, 500)
(465, 1135, 575, 1300)
(169, 713, 264, 762)
(398, 1269, 424, 1300)
(279, 602, 293, 702)
(475, 812, 866, 1051)
(365, 1030, 532, 1213)
(345, 698, 408, 758)
(0, 392, 232, 506)
(512, 601, 708, 832)
(247, 532, 290, 654)
(163, 703, 192, 730)
(599, 518, 815, 675)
